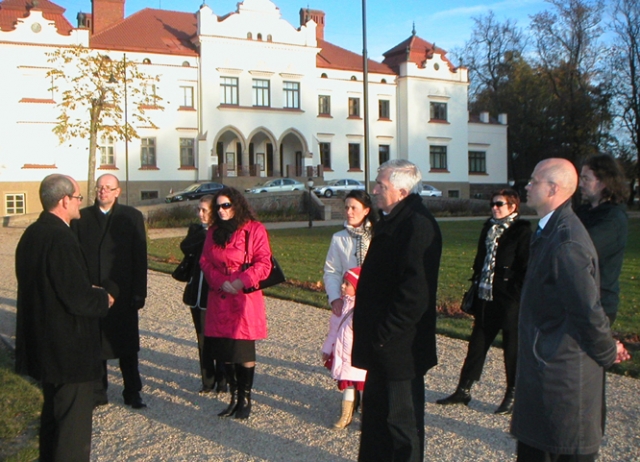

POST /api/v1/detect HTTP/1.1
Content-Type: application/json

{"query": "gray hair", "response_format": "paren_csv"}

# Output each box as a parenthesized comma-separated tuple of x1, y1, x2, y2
(39, 174, 74, 211)
(378, 159, 422, 194)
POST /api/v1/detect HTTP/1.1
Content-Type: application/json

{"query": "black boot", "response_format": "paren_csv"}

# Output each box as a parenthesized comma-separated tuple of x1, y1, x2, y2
(214, 360, 228, 394)
(436, 378, 474, 406)
(217, 364, 238, 417)
(494, 386, 515, 415)
(234, 365, 255, 420)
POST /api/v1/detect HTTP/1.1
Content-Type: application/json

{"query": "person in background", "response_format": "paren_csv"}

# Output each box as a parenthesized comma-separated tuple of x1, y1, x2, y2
(323, 189, 377, 316)
(511, 158, 630, 462)
(322, 267, 366, 429)
(73, 173, 148, 409)
(179, 195, 226, 394)
(15, 174, 112, 461)
(352, 159, 442, 462)
(200, 187, 272, 419)
(577, 154, 629, 325)
(436, 189, 530, 415)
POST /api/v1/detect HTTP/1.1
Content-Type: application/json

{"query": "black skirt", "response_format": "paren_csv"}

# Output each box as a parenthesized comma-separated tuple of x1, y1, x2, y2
(207, 337, 256, 363)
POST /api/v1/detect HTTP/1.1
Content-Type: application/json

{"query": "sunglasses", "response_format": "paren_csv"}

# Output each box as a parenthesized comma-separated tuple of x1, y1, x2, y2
(490, 201, 507, 207)
(215, 202, 232, 211)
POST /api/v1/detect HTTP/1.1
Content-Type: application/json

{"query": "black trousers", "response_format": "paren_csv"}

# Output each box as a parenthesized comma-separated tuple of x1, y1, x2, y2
(460, 300, 518, 388)
(359, 369, 425, 462)
(40, 381, 94, 462)
(517, 441, 597, 462)
(190, 307, 217, 389)
(98, 353, 142, 401)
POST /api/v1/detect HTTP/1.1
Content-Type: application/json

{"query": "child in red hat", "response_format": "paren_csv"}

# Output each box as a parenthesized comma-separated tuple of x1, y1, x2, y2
(321, 267, 366, 429)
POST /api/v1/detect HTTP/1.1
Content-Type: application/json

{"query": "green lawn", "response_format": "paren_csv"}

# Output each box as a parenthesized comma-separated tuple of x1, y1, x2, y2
(149, 217, 640, 376)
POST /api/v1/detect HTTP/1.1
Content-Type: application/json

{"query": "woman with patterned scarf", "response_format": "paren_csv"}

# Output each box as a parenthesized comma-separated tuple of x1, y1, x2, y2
(322, 190, 377, 428)
(436, 189, 531, 415)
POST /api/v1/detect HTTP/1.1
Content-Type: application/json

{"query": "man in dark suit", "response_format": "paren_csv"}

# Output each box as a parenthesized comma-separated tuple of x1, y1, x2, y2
(352, 159, 442, 462)
(73, 173, 148, 408)
(15, 174, 112, 461)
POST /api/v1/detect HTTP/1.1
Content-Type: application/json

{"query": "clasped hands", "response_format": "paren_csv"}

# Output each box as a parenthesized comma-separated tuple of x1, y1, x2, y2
(221, 279, 245, 294)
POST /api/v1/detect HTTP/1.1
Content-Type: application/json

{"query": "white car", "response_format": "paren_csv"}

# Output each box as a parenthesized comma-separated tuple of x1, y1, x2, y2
(419, 183, 443, 197)
(245, 178, 304, 194)
(313, 179, 365, 198)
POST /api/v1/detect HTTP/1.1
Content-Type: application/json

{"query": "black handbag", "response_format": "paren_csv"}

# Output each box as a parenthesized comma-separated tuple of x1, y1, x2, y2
(172, 254, 194, 282)
(460, 279, 478, 314)
(241, 230, 286, 293)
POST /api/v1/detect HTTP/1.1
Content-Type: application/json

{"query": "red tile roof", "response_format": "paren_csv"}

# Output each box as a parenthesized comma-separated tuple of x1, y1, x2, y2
(317, 38, 394, 75)
(0, 0, 73, 35)
(383, 33, 456, 74)
(90, 8, 198, 56)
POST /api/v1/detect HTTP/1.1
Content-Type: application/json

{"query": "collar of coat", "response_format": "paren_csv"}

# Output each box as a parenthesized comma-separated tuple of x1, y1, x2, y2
(536, 199, 573, 240)
(92, 198, 120, 215)
(375, 194, 423, 235)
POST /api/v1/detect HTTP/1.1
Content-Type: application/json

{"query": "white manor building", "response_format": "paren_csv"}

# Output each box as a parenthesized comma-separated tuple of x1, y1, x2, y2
(0, 0, 508, 214)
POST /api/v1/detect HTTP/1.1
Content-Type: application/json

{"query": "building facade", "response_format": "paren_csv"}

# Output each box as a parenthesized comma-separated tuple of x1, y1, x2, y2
(0, 0, 507, 214)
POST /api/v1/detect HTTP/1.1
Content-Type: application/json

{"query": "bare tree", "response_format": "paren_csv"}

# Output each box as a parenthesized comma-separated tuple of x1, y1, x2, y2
(47, 46, 162, 200)
(610, 0, 640, 201)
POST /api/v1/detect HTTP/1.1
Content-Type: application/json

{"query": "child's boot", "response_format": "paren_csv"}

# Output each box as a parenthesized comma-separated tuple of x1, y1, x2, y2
(333, 399, 355, 429)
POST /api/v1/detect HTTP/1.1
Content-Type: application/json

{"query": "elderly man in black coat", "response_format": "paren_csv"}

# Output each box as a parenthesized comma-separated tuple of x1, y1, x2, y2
(73, 174, 148, 409)
(16, 174, 112, 461)
(352, 159, 442, 462)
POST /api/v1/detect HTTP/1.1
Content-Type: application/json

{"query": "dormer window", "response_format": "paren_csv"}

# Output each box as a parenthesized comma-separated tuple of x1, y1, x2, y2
(247, 32, 252, 39)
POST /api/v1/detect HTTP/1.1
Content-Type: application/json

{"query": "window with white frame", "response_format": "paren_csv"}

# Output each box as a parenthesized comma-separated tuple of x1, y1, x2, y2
(283, 81, 300, 109)
(430, 145, 448, 170)
(180, 86, 194, 108)
(180, 138, 195, 167)
(252, 79, 270, 107)
(348, 143, 361, 169)
(144, 83, 158, 105)
(348, 97, 360, 117)
(220, 77, 238, 105)
(430, 102, 447, 121)
(468, 151, 487, 173)
(99, 136, 115, 166)
(141, 138, 156, 168)
(5, 193, 25, 215)
(318, 95, 331, 115)
(378, 99, 390, 119)
(319, 142, 331, 169)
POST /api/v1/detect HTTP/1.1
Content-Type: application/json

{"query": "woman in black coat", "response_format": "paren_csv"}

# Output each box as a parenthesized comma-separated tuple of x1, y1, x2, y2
(179, 195, 226, 394)
(436, 189, 531, 414)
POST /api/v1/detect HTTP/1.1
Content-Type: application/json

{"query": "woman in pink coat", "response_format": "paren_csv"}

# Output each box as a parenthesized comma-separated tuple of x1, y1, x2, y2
(200, 187, 272, 420)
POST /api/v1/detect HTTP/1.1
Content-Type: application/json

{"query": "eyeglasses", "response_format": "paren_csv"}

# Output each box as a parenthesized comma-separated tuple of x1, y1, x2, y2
(490, 201, 507, 207)
(95, 186, 118, 192)
(68, 194, 84, 202)
(215, 202, 232, 211)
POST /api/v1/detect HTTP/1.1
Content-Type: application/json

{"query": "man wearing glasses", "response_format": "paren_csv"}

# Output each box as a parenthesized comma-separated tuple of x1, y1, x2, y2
(15, 174, 113, 461)
(73, 174, 148, 409)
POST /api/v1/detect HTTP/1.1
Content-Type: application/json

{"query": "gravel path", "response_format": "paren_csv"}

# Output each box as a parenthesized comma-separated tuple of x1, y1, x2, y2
(1, 225, 639, 461)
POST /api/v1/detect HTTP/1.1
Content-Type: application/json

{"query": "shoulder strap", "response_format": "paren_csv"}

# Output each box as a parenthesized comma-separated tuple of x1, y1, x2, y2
(243, 229, 250, 264)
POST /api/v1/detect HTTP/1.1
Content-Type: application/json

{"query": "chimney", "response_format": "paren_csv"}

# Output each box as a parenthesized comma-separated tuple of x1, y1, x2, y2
(300, 8, 325, 41)
(480, 111, 490, 123)
(77, 12, 93, 30)
(92, 0, 125, 35)
(498, 113, 508, 125)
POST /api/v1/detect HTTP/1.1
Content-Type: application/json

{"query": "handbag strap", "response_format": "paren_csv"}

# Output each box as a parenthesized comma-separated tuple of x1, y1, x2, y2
(243, 230, 250, 265)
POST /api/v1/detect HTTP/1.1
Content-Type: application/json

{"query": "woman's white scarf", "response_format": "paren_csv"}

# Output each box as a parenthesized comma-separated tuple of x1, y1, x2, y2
(478, 212, 518, 301)
(344, 220, 373, 266)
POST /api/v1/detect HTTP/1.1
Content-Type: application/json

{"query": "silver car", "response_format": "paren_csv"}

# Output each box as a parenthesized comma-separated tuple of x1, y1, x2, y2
(313, 179, 365, 198)
(245, 178, 304, 194)
(419, 183, 443, 197)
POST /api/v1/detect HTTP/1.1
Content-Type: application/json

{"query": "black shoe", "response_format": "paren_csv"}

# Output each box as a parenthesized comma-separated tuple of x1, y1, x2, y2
(218, 364, 238, 417)
(436, 379, 474, 406)
(199, 386, 213, 394)
(494, 387, 515, 415)
(124, 395, 147, 409)
(94, 397, 109, 408)
(234, 365, 255, 420)
(215, 378, 228, 394)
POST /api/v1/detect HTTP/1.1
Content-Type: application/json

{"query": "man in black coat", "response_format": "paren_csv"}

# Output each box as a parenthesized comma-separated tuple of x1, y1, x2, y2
(16, 174, 112, 461)
(352, 160, 442, 462)
(73, 174, 148, 408)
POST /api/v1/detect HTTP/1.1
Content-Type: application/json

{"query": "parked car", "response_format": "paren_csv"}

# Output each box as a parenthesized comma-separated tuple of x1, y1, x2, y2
(313, 179, 365, 198)
(165, 182, 224, 203)
(419, 183, 443, 197)
(245, 178, 304, 194)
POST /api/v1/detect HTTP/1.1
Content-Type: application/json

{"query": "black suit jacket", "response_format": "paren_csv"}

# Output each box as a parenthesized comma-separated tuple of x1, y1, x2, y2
(72, 201, 147, 358)
(15, 212, 109, 383)
(352, 194, 442, 380)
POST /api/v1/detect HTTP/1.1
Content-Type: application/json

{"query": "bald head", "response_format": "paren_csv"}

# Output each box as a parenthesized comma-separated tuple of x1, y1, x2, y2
(95, 174, 121, 211)
(525, 158, 578, 216)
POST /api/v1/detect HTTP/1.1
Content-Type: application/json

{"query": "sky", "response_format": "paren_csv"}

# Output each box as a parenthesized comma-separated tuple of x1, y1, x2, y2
(58, 0, 551, 61)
